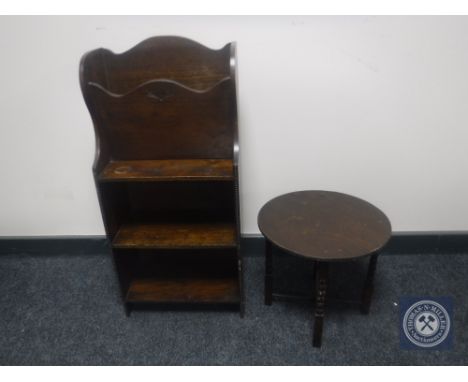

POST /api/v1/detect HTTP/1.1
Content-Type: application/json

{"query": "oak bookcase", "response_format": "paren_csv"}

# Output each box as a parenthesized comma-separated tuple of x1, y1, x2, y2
(79, 36, 242, 316)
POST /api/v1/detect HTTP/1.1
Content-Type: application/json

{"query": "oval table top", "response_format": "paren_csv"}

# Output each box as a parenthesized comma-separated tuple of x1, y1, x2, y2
(257, 190, 392, 261)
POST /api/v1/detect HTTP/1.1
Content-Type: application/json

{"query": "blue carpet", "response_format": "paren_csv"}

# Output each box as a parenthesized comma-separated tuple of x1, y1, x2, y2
(0, 251, 467, 365)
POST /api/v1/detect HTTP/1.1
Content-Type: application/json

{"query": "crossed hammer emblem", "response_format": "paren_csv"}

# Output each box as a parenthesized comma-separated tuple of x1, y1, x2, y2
(418, 314, 436, 332)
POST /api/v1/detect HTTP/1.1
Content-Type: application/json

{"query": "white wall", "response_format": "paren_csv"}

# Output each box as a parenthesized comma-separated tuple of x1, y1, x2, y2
(0, 16, 467, 236)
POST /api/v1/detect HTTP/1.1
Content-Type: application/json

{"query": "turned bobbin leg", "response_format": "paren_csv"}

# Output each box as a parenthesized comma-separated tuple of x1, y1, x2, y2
(313, 261, 329, 348)
(265, 240, 273, 305)
(361, 253, 379, 315)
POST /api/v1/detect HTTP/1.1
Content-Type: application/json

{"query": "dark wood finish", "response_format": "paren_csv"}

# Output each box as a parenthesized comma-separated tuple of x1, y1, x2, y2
(91, 36, 231, 94)
(313, 262, 328, 348)
(123, 182, 235, 223)
(112, 222, 236, 249)
(126, 278, 239, 304)
(258, 191, 391, 261)
(361, 253, 379, 315)
(265, 239, 273, 305)
(86, 79, 234, 160)
(258, 190, 391, 347)
(118, 249, 239, 311)
(80, 36, 242, 314)
(99, 159, 234, 182)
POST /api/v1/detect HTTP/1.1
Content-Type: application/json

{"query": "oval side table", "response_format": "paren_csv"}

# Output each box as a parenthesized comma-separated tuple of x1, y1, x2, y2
(257, 190, 392, 348)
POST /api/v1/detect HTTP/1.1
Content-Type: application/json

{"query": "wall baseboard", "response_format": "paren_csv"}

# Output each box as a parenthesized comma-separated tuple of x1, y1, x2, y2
(0, 236, 108, 256)
(0, 233, 467, 256)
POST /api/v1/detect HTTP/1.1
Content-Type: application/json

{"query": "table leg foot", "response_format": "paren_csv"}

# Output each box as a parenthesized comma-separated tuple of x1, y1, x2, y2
(313, 262, 328, 348)
(124, 302, 132, 317)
